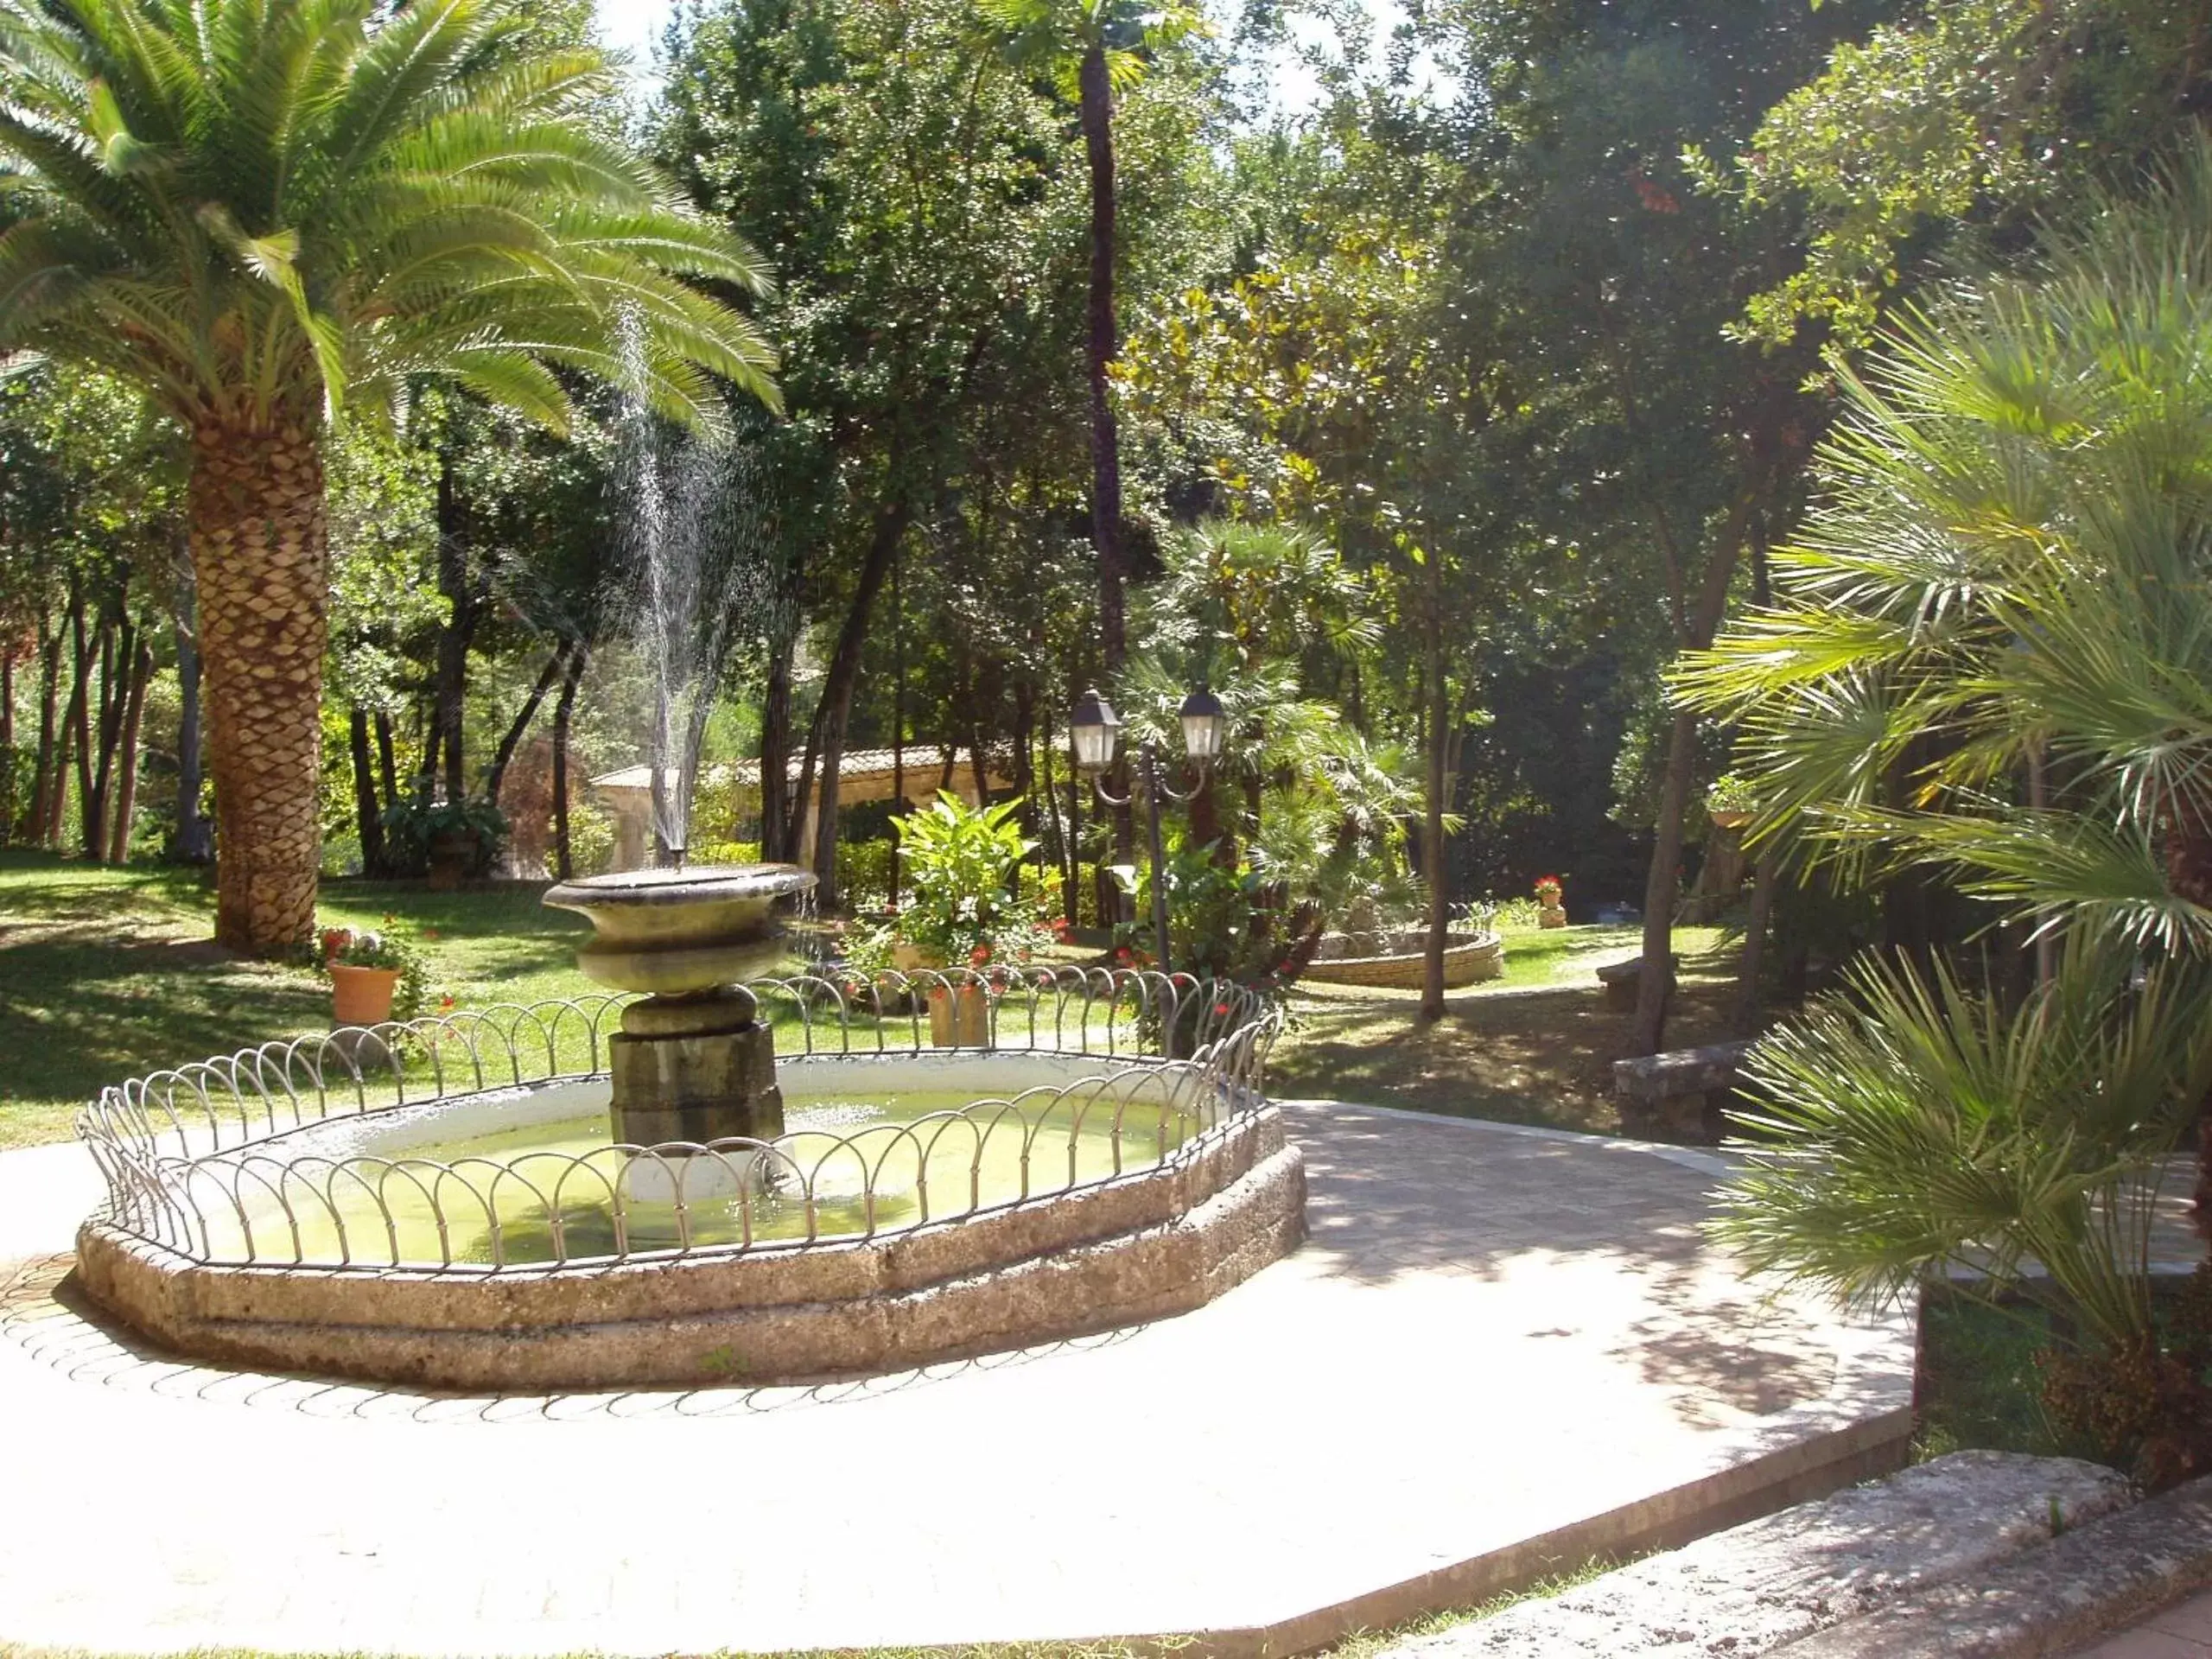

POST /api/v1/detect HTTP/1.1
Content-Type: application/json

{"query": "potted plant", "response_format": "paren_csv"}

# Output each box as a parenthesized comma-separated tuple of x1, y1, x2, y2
(426, 799, 507, 891)
(321, 924, 429, 1028)
(854, 793, 1051, 1046)
(1707, 772, 1760, 830)
(1534, 874, 1567, 929)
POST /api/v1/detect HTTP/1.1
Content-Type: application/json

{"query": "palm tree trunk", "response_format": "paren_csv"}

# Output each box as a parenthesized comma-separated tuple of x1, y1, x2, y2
(190, 422, 329, 953)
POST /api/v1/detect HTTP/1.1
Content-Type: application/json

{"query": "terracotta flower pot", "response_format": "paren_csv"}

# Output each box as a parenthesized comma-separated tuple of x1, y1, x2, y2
(1709, 809, 1752, 830)
(928, 982, 991, 1048)
(330, 964, 402, 1028)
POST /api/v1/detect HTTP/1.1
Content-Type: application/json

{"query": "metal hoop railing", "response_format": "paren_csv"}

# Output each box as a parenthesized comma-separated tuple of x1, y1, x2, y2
(78, 970, 1280, 1275)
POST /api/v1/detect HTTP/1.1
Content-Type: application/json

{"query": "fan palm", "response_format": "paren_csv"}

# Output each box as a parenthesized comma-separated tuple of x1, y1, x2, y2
(0, 0, 778, 950)
(1675, 137, 2212, 1450)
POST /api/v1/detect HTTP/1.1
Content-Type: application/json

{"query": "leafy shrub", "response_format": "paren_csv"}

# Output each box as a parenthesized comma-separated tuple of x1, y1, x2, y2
(380, 798, 509, 877)
(851, 793, 1052, 972)
(688, 839, 764, 868)
(837, 837, 895, 911)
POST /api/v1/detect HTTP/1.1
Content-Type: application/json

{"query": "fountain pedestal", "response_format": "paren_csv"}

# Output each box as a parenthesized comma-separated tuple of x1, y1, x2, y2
(543, 864, 817, 1147)
(610, 989, 783, 1143)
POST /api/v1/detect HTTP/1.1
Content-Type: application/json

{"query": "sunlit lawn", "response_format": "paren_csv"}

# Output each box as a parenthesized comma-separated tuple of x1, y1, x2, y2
(0, 852, 607, 1148)
(1270, 922, 1738, 1135)
(0, 853, 1129, 1149)
(1, 850, 1745, 1153)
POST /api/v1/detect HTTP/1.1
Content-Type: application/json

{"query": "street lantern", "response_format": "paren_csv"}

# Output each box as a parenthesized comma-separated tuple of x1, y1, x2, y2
(1071, 688, 1122, 774)
(1070, 681, 1232, 994)
(1179, 684, 1226, 766)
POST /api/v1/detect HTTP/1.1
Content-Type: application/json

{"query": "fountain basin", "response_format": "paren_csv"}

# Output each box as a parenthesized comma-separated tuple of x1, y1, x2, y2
(71, 976, 1305, 1390)
(543, 863, 816, 995)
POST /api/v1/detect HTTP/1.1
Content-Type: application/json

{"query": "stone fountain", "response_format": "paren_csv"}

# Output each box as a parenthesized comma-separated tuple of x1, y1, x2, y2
(543, 863, 817, 1144)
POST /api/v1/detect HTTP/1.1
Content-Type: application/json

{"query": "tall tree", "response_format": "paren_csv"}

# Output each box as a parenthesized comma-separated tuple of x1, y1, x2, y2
(983, 0, 1206, 675)
(0, 0, 776, 949)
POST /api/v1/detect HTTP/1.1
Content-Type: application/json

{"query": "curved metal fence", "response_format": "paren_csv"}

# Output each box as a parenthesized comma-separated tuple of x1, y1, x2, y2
(79, 969, 1280, 1275)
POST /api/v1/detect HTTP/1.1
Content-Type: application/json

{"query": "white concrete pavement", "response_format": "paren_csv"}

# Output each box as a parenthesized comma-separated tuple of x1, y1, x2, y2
(0, 1103, 1914, 1656)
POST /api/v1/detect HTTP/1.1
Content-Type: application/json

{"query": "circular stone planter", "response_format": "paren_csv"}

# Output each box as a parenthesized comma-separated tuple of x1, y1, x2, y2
(72, 980, 1304, 1392)
(1301, 930, 1504, 990)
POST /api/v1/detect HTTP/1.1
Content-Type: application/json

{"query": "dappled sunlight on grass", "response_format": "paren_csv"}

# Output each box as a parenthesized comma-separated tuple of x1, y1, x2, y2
(1274, 924, 1744, 1135)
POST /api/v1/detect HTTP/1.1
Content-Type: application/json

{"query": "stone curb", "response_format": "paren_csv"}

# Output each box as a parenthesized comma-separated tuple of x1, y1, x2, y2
(1366, 1452, 2132, 1659)
(1770, 1471, 2212, 1658)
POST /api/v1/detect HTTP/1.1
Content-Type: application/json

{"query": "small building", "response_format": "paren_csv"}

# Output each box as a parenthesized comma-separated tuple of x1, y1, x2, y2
(588, 746, 1016, 872)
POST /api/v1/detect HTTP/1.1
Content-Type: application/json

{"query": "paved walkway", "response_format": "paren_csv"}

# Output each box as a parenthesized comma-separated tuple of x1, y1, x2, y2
(0, 1103, 1912, 1655)
(2080, 1592, 2212, 1656)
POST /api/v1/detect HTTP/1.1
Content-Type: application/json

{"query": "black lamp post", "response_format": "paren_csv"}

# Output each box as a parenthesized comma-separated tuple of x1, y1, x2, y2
(1071, 684, 1228, 975)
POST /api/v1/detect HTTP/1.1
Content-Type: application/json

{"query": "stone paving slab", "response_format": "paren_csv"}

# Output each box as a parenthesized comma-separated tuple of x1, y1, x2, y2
(0, 1101, 1915, 1656)
(1770, 1471, 2212, 1659)
(1382, 1451, 2135, 1659)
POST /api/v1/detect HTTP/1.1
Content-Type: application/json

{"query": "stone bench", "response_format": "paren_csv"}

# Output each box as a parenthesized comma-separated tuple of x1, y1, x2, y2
(1594, 953, 1679, 1011)
(1612, 1039, 1754, 1140)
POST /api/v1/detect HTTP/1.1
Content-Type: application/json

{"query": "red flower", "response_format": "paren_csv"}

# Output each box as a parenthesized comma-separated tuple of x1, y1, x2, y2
(1114, 945, 1135, 964)
(318, 927, 353, 959)
(437, 994, 456, 1012)
(422, 927, 441, 941)
(969, 944, 992, 966)
(1213, 1001, 1231, 1017)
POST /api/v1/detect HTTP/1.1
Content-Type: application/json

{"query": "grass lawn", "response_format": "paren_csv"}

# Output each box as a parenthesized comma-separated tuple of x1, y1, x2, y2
(0, 850, 601, 1149)
(1, 850, 1751, 1149)
(1271, 923, 1738, 1135)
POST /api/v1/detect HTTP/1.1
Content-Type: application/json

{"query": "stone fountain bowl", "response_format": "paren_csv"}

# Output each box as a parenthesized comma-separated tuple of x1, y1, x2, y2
(543, 863, 817, 997)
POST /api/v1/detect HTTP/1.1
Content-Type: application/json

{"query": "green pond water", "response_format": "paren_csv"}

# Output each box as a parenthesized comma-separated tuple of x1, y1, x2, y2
(206, 1085, 1192, 1268)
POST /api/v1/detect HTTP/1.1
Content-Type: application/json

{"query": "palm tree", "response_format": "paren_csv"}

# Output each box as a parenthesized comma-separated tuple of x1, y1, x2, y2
(1675, 137, 2212, 1481)
(0, 0, 778, 951)
(981, 0, 1202, 675)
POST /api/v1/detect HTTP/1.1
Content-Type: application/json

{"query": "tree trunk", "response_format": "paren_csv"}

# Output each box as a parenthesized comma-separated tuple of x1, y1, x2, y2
(1420, 563, 1450, 1021)
(1737, 844, 1779, 1030)
(1629, 499, 1756, 1055)
(86, 610, 132, 862)
(105, 629, 152, 865)
(349, 706, 385, 875)
(174, 559, 213, 864)
(1078, 41, 1128, 677)
(28, 618, 60, 847)
(0, 643, 12, 845)
(759, 626, 795, 862)
(550, 641, 587, 880)
(373, 709, 397, 805)
(484, 643, 567, 809)
(191, 419, 330, 953)
(59, 585, 92, 851)
(808, 501, 912, 906)
(431, 449, 477, 804)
